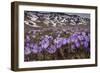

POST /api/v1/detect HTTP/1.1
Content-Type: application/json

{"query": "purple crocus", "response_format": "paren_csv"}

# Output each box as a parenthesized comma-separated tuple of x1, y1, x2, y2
(70, 36, 77, 42)
(30, 44, 39, 54)
(72, 32, 78, 37)
(83, 41, 90, 52)
(24, 46, 31, 55)
(40, 37, 49, 49)
(66, 38, 71, 44)
(74, 39, 80, 48)
(84, 35, 90, 42)
(25, 42, 30, 47)
(46, 45, 57, 54)
(48, 36, 53, 40)
(26, 35, 30, 42)
(54, 37, 63, 48)
(83, 41, 88, 48)
(62, 38, 67, 45)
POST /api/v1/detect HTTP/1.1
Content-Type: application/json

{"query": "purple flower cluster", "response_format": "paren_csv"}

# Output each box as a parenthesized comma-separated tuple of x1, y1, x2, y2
(69, 32, 90, 51)
(24, 31, 90, 55)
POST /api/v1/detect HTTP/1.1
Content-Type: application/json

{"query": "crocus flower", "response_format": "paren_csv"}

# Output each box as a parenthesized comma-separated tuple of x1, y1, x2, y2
(66, 38, 71, 44)
(30, 44, 38, 54)
(62, 38, 67, 45)
(54, 37, 63, 48)
(46, 45, 56, 54)
(84, 35, 90, 42)
(26, 35, 30, 41)
(24, 46, 31, 55)
(40, 37, 49, 49)
(74, 39, 80, 48)
(83, 41, 88, 48)
(25, 42, 30, 47)
(78, 35, 85, 41)
(70, 36, 77, 42)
